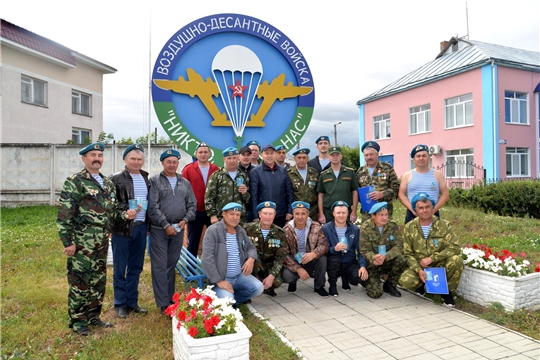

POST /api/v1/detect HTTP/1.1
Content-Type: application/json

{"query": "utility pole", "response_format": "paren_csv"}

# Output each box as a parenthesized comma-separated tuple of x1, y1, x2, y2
(334, 121, 342, 146)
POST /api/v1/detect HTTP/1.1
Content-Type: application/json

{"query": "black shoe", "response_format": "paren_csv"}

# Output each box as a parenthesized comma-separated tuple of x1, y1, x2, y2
(243, 299, 251, 304)
(128, 305, 148, 314)
(415, 284, 426, 296)
(441, 294, 455, 307)
(90, 319, 113, 328)
(160, 306, 168, 315)
(383, 281, 402, 297)
(314, 287, 329, 297)
(264, 288, 277, 297)
(359, 280, 367, 288)
(348, 278, 359, 286)
(116, 306, 129, 318)
(75, 326, 91, 336)
(342, 282, 351, 291)
(288, 282, 297, 293)
(329, 285, 338, 297)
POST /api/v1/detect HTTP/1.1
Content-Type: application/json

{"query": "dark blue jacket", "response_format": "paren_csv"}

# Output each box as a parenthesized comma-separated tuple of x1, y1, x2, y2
(249, 162, 294, 219)
(322, 220, 367, 268)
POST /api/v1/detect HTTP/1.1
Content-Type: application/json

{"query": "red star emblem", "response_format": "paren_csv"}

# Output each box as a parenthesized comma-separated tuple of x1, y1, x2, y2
(228, 80, 248, 99)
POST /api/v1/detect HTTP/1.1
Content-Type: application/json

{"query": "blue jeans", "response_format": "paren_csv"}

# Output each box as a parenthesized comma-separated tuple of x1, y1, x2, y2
(112, 223, 147, 308)
(213, 273, 264, 305)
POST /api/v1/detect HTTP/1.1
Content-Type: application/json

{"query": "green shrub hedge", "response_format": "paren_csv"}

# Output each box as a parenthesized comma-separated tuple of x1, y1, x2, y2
(448, 180, 540, 218)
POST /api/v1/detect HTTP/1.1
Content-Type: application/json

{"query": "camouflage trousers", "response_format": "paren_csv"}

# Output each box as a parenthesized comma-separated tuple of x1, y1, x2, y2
(254, 266, 283, 289)
(366, 255, 408, 299)
(67, 237, 108, 331)
(398, 255, 464, 293)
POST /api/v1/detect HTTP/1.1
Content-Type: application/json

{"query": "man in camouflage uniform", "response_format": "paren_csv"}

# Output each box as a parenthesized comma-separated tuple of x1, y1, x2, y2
(205, 147, 250, 224)
(356, 141, 399, 222)
(399, 192, 463, 307)
(288, 148, 319, 220)
(57, 142, 137, 336)
(243, 201, 287, 297)
(360, 202, 407, 298)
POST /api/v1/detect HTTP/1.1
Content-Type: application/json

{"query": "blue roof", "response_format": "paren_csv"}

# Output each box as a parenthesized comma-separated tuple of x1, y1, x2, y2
(357, 38, 540, 105)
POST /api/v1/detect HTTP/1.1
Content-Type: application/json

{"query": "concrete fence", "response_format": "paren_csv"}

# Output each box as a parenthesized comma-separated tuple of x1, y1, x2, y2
(0, 143, 191, 207)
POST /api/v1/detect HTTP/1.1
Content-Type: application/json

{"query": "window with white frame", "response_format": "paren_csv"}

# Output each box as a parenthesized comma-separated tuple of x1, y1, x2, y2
(505, 91, 528, 124)
(72, 91, 91, 116)
(373, 113, 390, 140)
(445, 94, 473, 129)
(409, 104, 431, 135)
(506, 147, 529, 177)
(446, 149, 474, 178)
(21, 75, 47, 106)
(72, 128, 91, 144)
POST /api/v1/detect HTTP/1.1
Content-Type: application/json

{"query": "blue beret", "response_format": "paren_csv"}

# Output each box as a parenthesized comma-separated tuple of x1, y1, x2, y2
(316, 136, 330, 144)
(369, 202, 388, 215)
(275, 145, 286, 151)
(123, 143, 144, 159)
(411, 192, 436, 210)
(329, 146, 342, 154)
(79, 142, 105, 155)
(292, 148, 310, 156)
(331, 200, 349, 211)
(160, 149, 181, 161)
(196, 142, 209, 149)
(246, 140, 260, 148)
(222, 147, 239, 157)
(361, 141, 380, 153)
(411, 144, 429, 158)
(257, 201, 276, 212)
(291, 201, 310, 211)
(222, 202, 242, 212)
(262, 143, 276, 152)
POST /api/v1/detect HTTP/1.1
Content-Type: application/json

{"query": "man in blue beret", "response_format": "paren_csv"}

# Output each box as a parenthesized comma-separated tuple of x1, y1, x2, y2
(322, 201, 368, 296)
(246, 140, 262, 166)
(398, 144, 449, 224)
(148, 149, 196, 314)
(288, 148, 319, 220)
(356, 141, 399, 222)
(307, 135, 331, 174)
(274, 145, 291, 169)
(399, 193, 463, 307)
(57, 142, 138, 335)
(110, 143, 150, 318)
(360, 202, 407, 298)
(282, 201, 329, 296)
(202, 203, 263, 306)
(243, 201, 287, 297)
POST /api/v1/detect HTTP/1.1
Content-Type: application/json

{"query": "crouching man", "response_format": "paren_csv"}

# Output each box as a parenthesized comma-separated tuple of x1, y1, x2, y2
(360, 202, 407, 298)
(201, 203, 264, 306)
(282, 201, 329, 296)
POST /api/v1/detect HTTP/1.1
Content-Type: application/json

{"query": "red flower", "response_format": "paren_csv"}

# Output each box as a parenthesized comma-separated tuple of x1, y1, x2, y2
(190, 308, 197, 318)
(188, 326, 198, 337)
(203, 319, 214, 334)
(177, 321, 182, 330)
(472, 244, 479, 249)
(535, 263, 540, 273)
(172, 292, 180, 303)
(178, 311, 187, 321)
(210, 315, 220, 326)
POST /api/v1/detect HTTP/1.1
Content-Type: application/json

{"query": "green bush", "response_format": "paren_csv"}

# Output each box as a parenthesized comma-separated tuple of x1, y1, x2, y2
(448, 180, 540, 218)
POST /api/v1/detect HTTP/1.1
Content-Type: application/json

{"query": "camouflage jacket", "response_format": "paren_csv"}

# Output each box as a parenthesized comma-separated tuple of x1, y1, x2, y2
(57, 168, 123, 248)
(205, 168, 250, 221)
(356, 161, 399, 203)
(287, 165, 319, 219)
(360, 219, 403, 264)
(243, 222, 287, 278)
(282, 219, 328, 273)
(403, 216, 461, 273)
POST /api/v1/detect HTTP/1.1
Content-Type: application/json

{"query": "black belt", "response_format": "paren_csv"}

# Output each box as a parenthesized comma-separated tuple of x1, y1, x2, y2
(132, 221, 145, 226)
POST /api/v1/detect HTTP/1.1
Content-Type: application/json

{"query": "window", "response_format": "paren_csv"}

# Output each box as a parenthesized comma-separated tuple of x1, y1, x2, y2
(446, 149, 474, 178)
(72, 91, 91, 116)
(72, 128, 91, 144)
(506, 147, 529, 177)
(445, 94, 473, 128)
(21, 76, 47, 106)
(505, 91, 528, 124)
(410, 104, 431, 135)
(374, 113, 390, 140)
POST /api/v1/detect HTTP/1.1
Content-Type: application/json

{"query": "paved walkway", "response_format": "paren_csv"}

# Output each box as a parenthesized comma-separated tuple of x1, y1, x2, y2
(248, 279, 540, 360)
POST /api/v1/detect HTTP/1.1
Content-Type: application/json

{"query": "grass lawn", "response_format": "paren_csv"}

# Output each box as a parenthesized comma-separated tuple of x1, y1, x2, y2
(1, 204, 539, 359)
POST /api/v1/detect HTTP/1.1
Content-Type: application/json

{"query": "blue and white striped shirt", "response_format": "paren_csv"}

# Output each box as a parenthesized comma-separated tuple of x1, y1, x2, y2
(91, 174, 104, 188)
(421, 224, 432, 239)
(131, 173, 147, 222)
(226, 233, 242, 278)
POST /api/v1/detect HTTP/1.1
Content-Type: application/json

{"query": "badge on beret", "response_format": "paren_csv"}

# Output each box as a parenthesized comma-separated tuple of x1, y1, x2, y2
(265, 202, 270, 207)
(135, 144, 140, 149)
(94, 144, 99, 149)
(167, 150, 172, 154)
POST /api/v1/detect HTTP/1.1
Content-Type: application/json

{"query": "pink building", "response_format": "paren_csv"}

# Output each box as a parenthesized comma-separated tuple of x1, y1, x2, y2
(357, 37, 540, 183)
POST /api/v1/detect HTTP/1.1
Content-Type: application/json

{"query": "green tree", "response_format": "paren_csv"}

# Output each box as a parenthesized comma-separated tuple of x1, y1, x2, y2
(97, 131, 115, 144)
(117, 137, 134, 145)
(341, 145, 360, 170)
(135, 133, 173, 144)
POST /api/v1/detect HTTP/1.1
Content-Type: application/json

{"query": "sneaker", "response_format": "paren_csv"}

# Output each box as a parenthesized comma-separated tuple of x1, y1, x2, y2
(342, 282, 351, 291)
(314, 287, 329, 297)
(415, 284, 426, 296)
(264, 288, 277, 297)
(441, 294, 455, 307)
(329, 285, 339, 297)
(288, 282, 297, 293)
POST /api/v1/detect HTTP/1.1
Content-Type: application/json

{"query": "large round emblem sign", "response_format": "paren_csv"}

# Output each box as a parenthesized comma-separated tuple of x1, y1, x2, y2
(152, 13, 315, 165)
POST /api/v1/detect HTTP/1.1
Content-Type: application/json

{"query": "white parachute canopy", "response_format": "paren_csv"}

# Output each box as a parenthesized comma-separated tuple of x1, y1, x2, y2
(212, 45, 263, 137)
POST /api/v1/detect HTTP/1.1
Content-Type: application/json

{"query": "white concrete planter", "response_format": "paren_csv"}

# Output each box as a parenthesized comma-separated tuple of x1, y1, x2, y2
(457, 266, 540, 310)
(172, 317, 251, 360)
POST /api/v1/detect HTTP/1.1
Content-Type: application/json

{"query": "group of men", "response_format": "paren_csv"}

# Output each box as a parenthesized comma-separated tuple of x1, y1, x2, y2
(57, 137, 463, 336)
